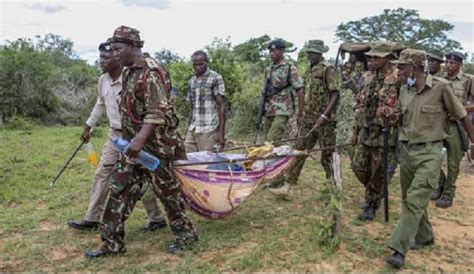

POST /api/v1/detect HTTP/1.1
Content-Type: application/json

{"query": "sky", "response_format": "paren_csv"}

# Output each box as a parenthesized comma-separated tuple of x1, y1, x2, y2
(0, 0, 473, 64)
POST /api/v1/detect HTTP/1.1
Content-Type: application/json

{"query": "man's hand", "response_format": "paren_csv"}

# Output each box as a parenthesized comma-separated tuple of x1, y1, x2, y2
(81, 125, 92, 143)
(126, 136, 146, 160)
(306, 116, 325, 137)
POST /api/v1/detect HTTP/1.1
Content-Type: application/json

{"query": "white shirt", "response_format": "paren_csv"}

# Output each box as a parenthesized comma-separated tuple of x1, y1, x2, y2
(85, 73, 122, 129)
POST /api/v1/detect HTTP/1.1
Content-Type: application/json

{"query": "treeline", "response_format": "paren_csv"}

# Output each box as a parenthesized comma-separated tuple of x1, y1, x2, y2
(0, 34, 99, 126)
(1, 8, 473, 141)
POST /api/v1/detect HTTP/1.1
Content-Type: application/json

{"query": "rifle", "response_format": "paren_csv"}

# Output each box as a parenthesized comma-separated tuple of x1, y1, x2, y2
(382, 117, 390, 223)
(455, 120, 470, 152)
(50, 140, 85, 187)
(253, 76, 271, 144)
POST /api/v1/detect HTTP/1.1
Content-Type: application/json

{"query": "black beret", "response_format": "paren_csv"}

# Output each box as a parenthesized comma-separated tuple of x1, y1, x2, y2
(267, 39, 286, 50)
(444, 51, 465, 62)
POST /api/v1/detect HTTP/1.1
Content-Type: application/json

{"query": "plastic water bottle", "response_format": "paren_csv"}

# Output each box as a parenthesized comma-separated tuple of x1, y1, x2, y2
(111, 138, 160, 171)
(86, 143, 98, 166)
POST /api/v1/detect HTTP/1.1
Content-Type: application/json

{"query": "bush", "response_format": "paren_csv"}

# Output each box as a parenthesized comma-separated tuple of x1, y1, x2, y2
(4, 115, 37, 131)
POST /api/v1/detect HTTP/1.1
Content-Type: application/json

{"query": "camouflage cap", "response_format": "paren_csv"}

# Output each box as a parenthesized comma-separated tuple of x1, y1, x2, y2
(426, 52, 443, 62)
(109, 25, 144, 48)
(390, 49, 427, 67)
(304, 39, 329, 54)
(365, 42, 394, 58)
(444, 51, 465, 63)
(267, 39, 286, 50)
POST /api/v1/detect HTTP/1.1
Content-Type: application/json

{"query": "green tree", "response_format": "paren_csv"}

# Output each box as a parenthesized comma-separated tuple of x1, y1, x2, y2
(154, 49, 182, 65)
(335, 8, 462, 53)
(0, 35, 99, 125)
(0, 39, 59, 120)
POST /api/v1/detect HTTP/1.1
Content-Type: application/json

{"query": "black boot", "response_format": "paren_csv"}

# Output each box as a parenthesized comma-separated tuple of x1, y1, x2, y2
(140, 220, 167, 232)
(386, 251, 405, 268)
(435, 195, 453, 208)
(84, 245, 125, 259)
(358, 201, 376, 221)
(67, 220, 99, 231)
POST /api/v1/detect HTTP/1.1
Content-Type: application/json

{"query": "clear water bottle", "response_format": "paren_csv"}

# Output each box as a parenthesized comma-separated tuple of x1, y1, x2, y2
(111, 138, 160, 171)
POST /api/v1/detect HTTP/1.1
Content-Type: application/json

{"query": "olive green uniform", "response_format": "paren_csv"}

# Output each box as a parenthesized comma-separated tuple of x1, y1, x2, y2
(389, 74, 467, 255)
(438, 71, 473, 198)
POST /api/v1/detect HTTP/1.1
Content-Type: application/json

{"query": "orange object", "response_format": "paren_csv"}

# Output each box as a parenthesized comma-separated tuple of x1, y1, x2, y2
(86, 143, 98, 166)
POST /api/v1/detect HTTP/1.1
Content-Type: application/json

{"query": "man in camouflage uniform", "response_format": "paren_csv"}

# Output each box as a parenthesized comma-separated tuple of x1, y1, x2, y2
(342, 53, 365, 90)
(67, 42, 168, 233)
(427, 52, 444, 77)
(262, 39, 304, 142)
(260, 39, 304, 196)
(283, 40, 340, 195)
(387, 49, 474, 268)
(431, 51, 474, 208)
(85, 26, 197, 258)
(351, 42, 399, 221)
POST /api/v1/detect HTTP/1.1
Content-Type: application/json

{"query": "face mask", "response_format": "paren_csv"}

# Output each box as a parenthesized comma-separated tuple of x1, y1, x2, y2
(407, 76, 416, 87)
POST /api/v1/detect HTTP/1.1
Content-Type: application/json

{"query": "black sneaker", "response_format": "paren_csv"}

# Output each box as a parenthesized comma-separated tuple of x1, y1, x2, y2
(67, 220, 99, 231)
(435, 195, 453, 209)
(140, 220, 167, 232)
(386, 251, 405, 269)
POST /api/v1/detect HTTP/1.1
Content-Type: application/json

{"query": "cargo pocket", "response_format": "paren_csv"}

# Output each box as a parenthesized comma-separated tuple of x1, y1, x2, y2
(421, 105, 441, 127)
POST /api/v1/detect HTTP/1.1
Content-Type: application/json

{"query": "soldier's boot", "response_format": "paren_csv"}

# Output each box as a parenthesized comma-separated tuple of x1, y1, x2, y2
(67, 220, 99, 231)
(262, 180, 280, 189)
(430, 187, 443, 201)
(269, 182, 292, 200)
(84, 245, 126, 259)
(435, 195, 453, 208)
(386, 251, 405, 269)
(140, 219, 167, 232)
(358, 201, 376, 221)
(166, 234, 198, 254)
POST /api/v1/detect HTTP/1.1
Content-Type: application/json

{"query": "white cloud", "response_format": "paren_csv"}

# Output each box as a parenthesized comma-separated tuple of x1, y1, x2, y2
(27, 2, 65, 13)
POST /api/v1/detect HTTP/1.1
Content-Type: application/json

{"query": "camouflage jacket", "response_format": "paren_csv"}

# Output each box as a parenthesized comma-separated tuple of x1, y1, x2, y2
(303, 61, 340, 122)
(120, 55, 182, 159)
(264, 59, 304, 116)
(357, 67, 400, 147)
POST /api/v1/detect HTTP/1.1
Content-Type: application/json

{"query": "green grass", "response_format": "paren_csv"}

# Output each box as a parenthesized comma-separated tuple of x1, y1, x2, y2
(0, 126, 472, 271)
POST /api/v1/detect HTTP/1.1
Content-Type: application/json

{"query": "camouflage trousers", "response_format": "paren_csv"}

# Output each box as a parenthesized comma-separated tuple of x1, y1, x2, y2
(351, 144, 397, 208)
(100, 158, 197, 252)
(287, 120, 337, 185)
